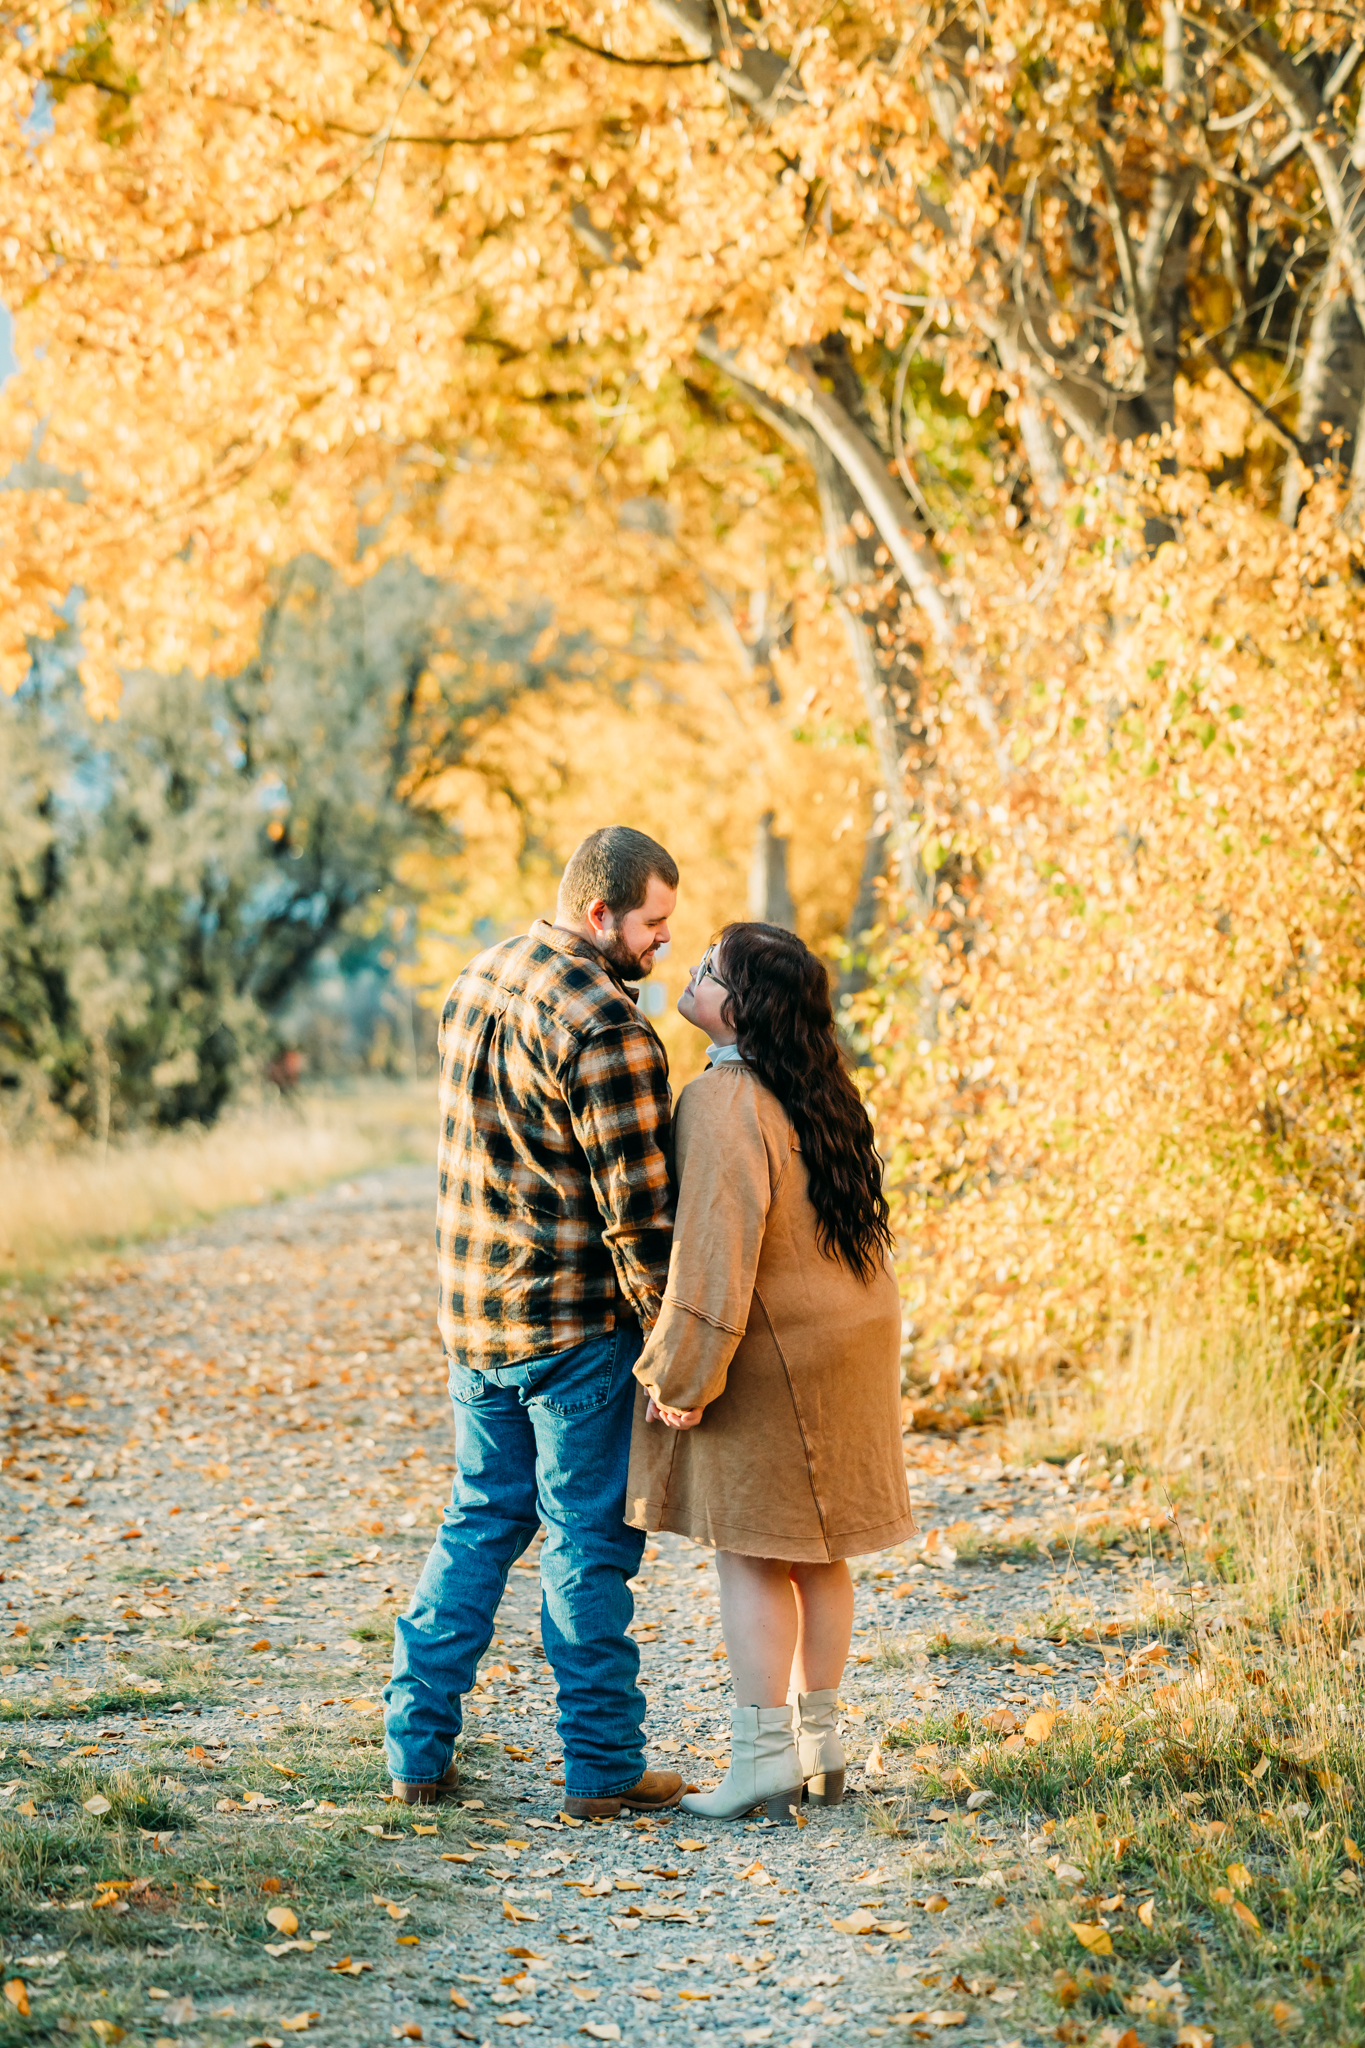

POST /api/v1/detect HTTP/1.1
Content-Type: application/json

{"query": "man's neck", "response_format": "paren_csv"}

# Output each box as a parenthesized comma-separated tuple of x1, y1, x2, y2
(549, 916, 597, 948)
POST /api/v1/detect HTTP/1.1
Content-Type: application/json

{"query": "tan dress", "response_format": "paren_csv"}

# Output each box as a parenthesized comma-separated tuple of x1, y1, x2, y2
(626, 1060, 915, 1561)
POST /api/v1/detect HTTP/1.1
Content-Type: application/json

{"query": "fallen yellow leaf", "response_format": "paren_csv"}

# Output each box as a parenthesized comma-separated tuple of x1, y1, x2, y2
(1226, 1862, 1252, 1891)
(1023, 1710, 1057, 1745)
(412, 1824, 438, 1836)
(830, 1908, 876, 1934)
(3, 1981, 29, 2016)
(1069, 1921, 1113, 1956)
(1232, 1899, 1261, 1933)
(922, 1895, 949, 1913)
(1138, 1897, 1156, 1928)
(280, 2014, 319, 2033)
(503, 1902, 538, 1923)
(449, 1992, 470, 2010)
(266, 1907, 299, 1936)
(83, 1794, 112, 1815)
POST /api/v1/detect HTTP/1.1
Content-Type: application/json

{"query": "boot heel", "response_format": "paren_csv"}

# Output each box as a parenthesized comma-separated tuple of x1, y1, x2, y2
(764, 1787, 802, 1825)
(806, 1768, 845, 1807)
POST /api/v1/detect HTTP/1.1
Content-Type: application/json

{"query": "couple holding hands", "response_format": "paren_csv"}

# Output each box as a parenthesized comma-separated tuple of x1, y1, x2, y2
(383, 826, 913, 1822)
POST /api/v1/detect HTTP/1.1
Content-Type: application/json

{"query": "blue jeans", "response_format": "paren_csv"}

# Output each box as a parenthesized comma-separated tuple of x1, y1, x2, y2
(383, 1321, 647, 1799)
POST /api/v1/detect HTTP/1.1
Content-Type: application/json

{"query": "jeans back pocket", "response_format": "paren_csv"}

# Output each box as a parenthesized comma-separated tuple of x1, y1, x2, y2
(528, 1323, 639, 1418)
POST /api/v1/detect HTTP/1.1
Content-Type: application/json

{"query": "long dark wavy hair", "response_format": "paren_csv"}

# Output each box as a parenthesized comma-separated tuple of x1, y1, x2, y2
(715, 922, 893, 1282)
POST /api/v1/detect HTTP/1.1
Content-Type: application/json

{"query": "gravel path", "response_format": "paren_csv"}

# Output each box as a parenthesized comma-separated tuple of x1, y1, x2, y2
(0, 1168, 1199, 2046)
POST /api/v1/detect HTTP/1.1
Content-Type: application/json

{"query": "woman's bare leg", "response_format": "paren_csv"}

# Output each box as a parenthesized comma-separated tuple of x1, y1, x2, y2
(714, 1552, 799, 1707)
(789, 1559, 854, 1694)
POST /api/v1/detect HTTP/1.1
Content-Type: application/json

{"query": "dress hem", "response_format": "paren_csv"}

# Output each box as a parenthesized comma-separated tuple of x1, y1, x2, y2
(626, 1497, 917, 1563)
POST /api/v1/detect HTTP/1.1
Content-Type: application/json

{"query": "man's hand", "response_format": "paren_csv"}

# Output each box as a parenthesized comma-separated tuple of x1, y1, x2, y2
(645, 1396, 704, 1430)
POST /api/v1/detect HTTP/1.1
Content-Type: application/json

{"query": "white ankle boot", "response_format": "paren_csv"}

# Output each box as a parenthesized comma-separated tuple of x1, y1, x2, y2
(790, 1686, 846, 1806)
(679, 1706, 802, 1824)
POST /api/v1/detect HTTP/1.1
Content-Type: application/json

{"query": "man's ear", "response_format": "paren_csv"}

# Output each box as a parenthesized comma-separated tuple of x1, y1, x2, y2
(586, 897, 613, 937)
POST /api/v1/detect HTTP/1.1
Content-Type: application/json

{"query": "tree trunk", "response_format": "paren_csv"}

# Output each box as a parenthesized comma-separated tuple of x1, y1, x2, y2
(1281, 250, 1365, 523)
(749, 811, 796, 928)
(835, 824, 892, 1008)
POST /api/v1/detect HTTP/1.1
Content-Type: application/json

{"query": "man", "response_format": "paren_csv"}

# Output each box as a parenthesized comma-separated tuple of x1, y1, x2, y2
(383, 825, 686, 1819)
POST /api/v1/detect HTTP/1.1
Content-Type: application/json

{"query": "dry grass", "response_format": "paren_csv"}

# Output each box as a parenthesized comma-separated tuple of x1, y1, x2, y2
(0, 1082, 433, 1281)
(878, 1639, 1365, 2048)
(878, 1281, 1365, 2045)
(998, 1282, 1365, 1614)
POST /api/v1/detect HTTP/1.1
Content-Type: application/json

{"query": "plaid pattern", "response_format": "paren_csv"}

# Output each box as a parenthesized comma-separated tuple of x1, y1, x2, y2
(436, 920, 673, 1371)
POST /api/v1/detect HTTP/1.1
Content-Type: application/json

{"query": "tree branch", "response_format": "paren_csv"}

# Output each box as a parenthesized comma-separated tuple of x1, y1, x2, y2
(1094, 134, 1156, 371)
(547, 26, 710, 69)
(1196, 1, 1365, 337)
(647, 0, 803, 110)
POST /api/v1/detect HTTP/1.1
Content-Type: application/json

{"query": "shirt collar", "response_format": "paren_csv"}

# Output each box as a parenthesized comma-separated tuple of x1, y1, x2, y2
(531, 918, 639, 998)
(706, 1041, 747, 1066)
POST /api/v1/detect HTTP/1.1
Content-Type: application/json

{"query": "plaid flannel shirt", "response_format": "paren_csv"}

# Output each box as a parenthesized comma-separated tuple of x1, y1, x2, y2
(436, 919, 674, 1372)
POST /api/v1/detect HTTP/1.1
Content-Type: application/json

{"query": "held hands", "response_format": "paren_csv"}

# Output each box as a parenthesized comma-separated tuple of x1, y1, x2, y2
(645, 1395, 704, 1430)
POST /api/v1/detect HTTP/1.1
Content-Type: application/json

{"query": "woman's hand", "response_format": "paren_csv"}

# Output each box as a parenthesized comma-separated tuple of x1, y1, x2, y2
(645, 1396, 705, 1430)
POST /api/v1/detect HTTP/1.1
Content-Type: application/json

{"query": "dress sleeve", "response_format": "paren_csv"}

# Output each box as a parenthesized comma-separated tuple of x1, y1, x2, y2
(633, 1071, 781, 1413)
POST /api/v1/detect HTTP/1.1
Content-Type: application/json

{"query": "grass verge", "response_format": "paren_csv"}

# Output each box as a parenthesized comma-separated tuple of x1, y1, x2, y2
(0, 1722, 495, 2044)
(0, 1080, 433, 1283)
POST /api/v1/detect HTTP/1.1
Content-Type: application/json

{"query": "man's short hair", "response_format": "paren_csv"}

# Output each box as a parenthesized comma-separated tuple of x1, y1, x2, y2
(559, 826, 679, 920)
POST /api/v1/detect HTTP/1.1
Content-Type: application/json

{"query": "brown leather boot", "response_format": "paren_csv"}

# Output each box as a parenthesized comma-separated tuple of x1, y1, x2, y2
(562, 1769, 688, 1820)
(391, 1761, 460, 1805)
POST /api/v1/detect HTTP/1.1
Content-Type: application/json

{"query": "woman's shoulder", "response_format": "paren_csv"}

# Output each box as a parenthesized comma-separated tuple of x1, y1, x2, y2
(677, 1062, 792, 1140)
(679, 1059, 766, 1102)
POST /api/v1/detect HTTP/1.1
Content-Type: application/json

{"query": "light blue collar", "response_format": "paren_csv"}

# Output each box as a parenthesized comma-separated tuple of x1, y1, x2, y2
(706, 1042, 747, 1067)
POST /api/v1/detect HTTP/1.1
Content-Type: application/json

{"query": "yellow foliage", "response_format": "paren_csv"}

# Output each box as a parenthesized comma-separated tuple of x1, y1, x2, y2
(856, 474, 1365, 1357)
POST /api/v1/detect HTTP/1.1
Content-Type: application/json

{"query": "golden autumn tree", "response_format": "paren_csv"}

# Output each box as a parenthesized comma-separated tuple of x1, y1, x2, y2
(5, 0, 1365, 1344)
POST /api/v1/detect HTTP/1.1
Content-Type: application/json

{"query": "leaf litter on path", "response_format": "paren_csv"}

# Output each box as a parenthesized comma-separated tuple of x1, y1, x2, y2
(0, 1164, 1166, 2041)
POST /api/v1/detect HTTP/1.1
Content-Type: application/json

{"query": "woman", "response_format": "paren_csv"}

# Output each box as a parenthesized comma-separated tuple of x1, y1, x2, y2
(626, 921, 913, 1822)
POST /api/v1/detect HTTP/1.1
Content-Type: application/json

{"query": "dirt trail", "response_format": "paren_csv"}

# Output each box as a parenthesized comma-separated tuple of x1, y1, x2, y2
(0, 1169, 1193, 2047)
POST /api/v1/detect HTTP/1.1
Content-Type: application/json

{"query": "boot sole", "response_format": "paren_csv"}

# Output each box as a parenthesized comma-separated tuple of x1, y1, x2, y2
(803, 1768, 845, 1807)
(563, 1784, 689, 1820)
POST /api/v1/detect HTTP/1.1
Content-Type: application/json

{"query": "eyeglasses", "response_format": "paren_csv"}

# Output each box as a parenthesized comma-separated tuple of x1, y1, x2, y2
(695, 946, 728, 990)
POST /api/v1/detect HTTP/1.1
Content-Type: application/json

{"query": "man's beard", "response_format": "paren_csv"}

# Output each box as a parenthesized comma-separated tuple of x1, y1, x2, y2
(599, 930, 658, 982)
